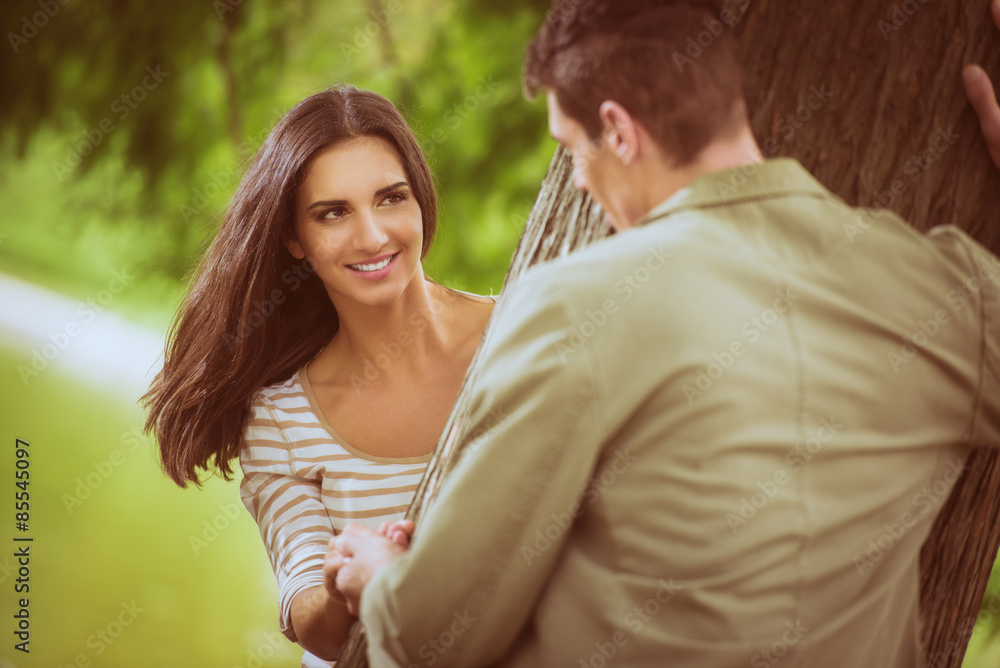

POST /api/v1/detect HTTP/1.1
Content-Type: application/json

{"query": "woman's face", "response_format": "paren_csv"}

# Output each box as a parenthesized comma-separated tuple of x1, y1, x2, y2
(289, 136, 424, 309)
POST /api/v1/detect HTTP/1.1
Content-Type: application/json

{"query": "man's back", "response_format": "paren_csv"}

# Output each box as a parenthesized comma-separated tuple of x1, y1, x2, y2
(360, 158, 1000, 667)
(505, 157, 996, 666)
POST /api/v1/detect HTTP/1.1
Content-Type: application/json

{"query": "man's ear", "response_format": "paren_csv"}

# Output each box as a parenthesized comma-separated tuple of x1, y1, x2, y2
(598, 100, 639, 165)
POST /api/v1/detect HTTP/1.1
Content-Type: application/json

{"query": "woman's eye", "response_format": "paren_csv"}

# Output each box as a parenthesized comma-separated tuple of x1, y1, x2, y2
(382, 191, 408, 206)
(321, 207, 347, 220)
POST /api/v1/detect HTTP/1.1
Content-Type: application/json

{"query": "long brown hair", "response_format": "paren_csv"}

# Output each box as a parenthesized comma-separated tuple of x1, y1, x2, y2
(143, 85, 439, 487)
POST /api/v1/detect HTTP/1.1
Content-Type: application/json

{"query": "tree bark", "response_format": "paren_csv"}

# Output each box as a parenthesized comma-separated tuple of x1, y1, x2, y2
(735, 0, 1000, 251)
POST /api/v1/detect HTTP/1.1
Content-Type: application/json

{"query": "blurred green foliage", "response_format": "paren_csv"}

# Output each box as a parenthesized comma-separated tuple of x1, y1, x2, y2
(0, 0, 557, 324)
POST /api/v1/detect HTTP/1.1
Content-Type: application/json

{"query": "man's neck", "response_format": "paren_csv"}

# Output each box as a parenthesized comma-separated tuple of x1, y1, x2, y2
(648, 125, 763, 210)
(616, 124, 760, 229)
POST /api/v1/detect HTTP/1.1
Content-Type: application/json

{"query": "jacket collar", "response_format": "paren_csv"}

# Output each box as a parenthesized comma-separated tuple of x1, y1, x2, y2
(633, 158, 835, 228)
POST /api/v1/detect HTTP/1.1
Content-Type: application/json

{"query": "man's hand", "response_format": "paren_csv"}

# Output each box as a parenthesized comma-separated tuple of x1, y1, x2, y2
(332, 523, 408, 615)
(964, 0, 1000, 170)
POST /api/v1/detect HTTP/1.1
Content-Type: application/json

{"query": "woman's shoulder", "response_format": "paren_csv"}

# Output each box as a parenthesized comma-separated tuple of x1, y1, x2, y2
(245, 369, 314, 436)
(253, 371, 299, 401)
(241, 369, 314, 466)
(444, 286, 497, 318)
(448, 286, 497, 304)
(446, 288, 496, 347)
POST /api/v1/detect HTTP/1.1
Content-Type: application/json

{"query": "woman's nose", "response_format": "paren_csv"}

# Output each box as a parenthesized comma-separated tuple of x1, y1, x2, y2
(352, 211, 389, 252)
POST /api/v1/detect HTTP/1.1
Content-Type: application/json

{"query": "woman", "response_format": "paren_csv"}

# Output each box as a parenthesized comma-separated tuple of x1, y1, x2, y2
(143, 85, 495, 666)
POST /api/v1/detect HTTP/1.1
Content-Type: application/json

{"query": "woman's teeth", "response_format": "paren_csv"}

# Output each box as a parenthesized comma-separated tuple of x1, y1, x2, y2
(349, 254, 394, 272)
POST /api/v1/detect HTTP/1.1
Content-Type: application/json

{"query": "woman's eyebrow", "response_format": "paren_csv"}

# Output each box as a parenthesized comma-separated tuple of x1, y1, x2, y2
(375, 180, 410, 196)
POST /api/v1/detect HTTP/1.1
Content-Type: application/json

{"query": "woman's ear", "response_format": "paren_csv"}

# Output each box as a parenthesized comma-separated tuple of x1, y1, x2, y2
(284, 235, 305, 260)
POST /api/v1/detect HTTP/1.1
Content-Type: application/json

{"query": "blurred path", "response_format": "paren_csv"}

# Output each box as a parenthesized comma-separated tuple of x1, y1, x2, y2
(0, 272, 165, 401)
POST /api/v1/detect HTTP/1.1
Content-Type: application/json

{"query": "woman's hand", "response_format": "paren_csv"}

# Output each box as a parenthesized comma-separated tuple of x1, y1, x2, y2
(964, 0, 1000, 170)
(378, 519, 416, 547)
(322, 538, 352, 605)
(332, 523, 408, 615)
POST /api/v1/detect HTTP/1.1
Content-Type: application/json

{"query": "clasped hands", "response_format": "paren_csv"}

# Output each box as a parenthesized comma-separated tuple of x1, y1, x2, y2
(324, 519, 415, 616)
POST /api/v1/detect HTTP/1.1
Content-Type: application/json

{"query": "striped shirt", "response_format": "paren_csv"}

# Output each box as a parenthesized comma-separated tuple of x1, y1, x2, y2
(239, 366, 429, 664)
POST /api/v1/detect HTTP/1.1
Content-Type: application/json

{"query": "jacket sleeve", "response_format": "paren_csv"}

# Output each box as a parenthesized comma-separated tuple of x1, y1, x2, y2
(359, 271, 611, 667)
(927, 225, 1000, 447)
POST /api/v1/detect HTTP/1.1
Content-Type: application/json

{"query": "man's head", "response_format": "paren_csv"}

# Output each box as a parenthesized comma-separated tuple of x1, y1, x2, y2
(525, 0, 753, 228)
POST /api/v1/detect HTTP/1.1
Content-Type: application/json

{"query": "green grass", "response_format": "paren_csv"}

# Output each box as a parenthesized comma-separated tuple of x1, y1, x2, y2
(0, 345, 301, 668)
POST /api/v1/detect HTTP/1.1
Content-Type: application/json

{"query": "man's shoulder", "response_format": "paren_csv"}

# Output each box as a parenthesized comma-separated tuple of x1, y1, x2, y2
(519, 215, 707, 296)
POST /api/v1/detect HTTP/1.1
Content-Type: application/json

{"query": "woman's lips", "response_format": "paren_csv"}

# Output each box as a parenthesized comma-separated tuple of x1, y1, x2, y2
(346, 252, 399, 280)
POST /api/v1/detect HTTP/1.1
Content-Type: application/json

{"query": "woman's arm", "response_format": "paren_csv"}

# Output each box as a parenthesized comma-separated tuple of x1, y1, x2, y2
(288, 580, 356, 660)
(239, 397, 357, 661)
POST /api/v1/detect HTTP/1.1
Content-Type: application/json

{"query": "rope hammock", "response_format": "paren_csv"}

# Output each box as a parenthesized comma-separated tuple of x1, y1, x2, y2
(336, 145, 1000, 667)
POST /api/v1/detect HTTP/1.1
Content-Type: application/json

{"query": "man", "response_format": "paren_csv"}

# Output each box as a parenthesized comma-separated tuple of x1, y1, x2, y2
(332, 1, 1000, 666)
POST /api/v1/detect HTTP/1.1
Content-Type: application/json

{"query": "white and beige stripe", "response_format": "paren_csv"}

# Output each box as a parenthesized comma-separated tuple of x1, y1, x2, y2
(239, 368, 429, 644)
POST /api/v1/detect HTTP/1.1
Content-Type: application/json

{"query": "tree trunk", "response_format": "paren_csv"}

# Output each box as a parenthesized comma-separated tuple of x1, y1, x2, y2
(338, 3, 1000, 665)
(217, 3, 244, 154)
(736, 0, 1000, 251)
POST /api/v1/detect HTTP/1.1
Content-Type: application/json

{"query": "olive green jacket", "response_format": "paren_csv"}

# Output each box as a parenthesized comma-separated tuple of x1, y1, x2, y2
(360, 158, 1000, 667)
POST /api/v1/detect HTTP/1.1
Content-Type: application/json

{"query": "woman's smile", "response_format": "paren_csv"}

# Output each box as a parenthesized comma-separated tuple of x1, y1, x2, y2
(346, 251, 400, 280)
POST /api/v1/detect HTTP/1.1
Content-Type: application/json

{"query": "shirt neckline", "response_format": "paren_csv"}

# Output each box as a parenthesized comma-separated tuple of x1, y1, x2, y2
(295, 366, 434, 466)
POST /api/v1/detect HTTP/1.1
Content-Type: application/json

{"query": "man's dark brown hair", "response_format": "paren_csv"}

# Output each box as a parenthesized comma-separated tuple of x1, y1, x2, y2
(524, 0, 748, 166)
